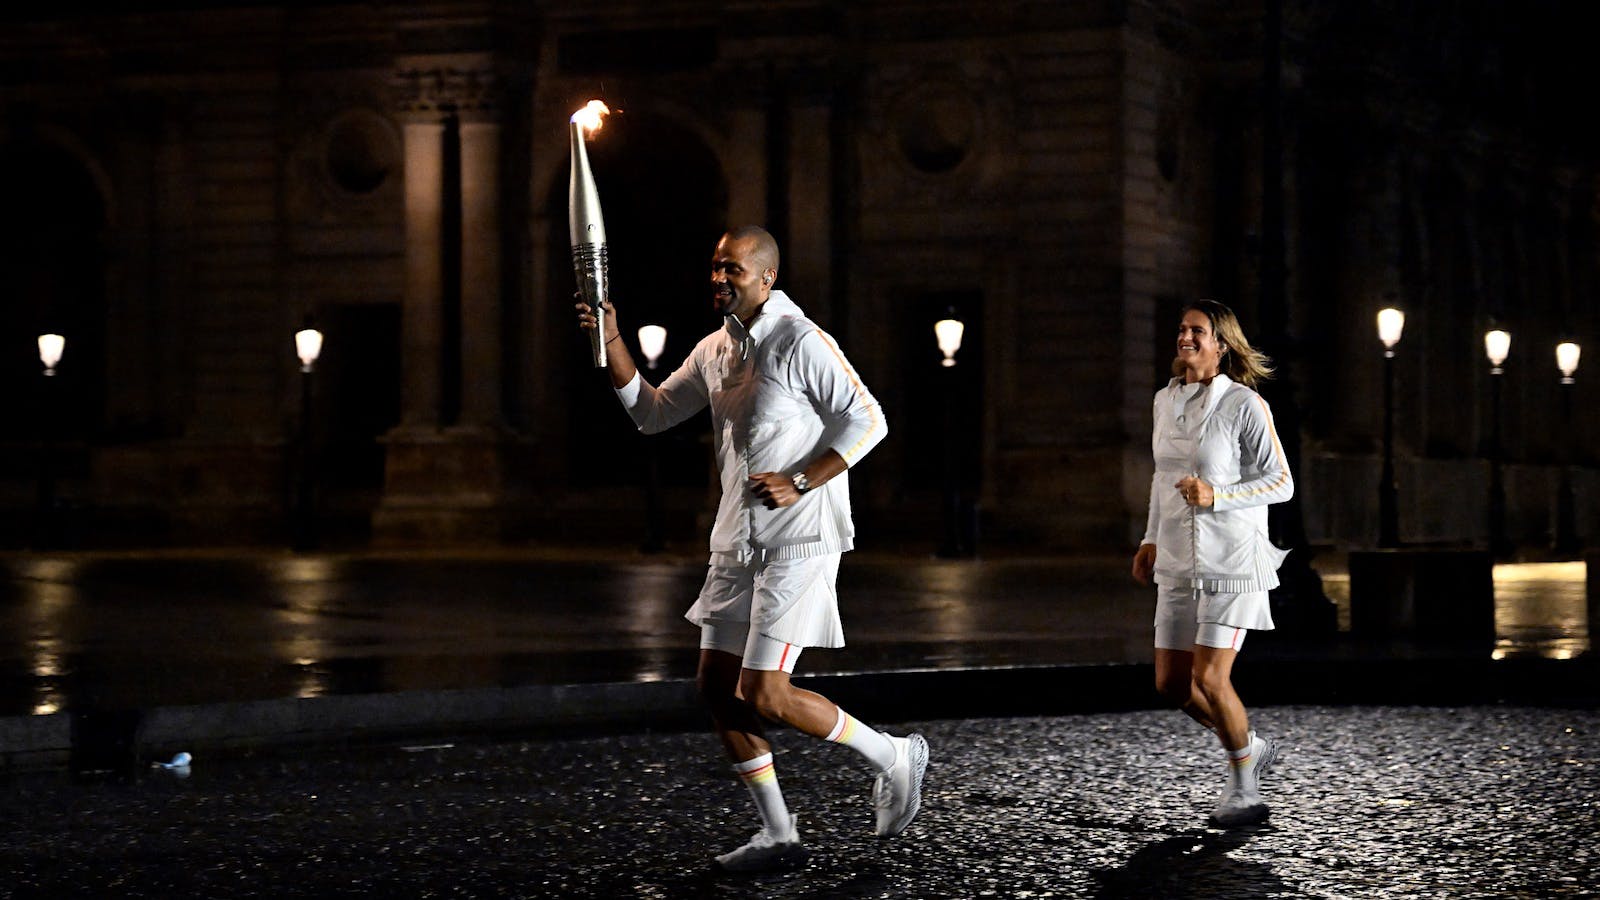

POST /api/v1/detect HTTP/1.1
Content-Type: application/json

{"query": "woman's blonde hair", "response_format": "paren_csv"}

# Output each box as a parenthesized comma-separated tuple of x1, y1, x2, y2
(1171, 299, 1275, 387)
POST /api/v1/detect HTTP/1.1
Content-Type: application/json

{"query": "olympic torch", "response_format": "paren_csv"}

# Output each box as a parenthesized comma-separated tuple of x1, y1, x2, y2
(569, 100, 611, 367)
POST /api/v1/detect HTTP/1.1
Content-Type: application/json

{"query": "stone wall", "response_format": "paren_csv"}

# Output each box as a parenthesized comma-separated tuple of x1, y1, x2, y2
(0, 0, 1592, 553)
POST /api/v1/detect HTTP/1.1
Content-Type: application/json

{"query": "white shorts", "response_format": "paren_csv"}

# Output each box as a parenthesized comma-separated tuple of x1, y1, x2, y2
(1154, 585, 1261, 651)
(699, 624, 802, 673)
(686, 553, 844, 649)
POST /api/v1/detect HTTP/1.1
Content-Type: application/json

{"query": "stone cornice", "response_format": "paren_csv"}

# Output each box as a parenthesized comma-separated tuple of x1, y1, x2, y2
(392, 57, 502, 117)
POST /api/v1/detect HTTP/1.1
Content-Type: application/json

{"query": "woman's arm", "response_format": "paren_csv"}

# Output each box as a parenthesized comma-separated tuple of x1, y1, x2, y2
(1212, 392, 1294, 511)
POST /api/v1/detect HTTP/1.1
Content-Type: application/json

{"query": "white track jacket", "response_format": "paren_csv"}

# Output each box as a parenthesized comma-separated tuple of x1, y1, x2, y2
(1142, 374, 1293, 595)
(616, 291, 887, 565)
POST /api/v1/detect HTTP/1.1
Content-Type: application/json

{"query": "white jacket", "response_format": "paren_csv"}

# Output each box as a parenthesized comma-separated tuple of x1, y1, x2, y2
(1142, 375, 1293, 593)
(617, 291, 887, 564)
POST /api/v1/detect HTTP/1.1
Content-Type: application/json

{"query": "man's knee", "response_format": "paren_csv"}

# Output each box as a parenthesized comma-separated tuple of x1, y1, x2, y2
(697, 652, 743, 709)
(739, 672, 792, 722)
(1154, 672, 1190, 706)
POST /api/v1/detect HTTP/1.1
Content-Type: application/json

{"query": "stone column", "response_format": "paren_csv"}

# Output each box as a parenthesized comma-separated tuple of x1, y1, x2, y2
(398, 115, 446, 429)
(457, 112, 503, 430)
(377, 56, 516, 545)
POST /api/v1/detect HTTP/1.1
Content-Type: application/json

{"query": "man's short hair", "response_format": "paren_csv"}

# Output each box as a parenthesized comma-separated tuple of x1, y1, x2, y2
(725, 224, 780, 276)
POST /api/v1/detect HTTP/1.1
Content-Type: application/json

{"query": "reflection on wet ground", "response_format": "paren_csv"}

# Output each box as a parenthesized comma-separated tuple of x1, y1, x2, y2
(0, 553, 1590, 715)
(1491, 562, 1590, 659)
(1317, 560, 1591, 660)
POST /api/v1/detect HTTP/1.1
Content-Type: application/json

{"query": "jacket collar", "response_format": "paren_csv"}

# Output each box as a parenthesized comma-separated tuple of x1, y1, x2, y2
(1166, 373, 1235, 425)
(724, 290, 801, 359)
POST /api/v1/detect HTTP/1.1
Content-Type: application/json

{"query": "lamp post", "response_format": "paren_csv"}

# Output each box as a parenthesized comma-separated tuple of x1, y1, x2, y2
(638, 325, 667, 553)
(34, 334, 65, 549)
(934, 314, 968, 557)
(1484, 329, 1510, 558)
(1554, 340, 1581, 555)
(293, 326, 323, 552)
(1376, 308, 1404, 548)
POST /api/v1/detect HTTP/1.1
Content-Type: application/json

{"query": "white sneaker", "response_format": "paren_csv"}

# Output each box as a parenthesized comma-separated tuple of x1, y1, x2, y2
(1209, 784, 1268, 827)
(1250, 731, 1281, 783)
(872, 733, 929, 837)
(713, 815, 806, 873)
(1207, 731, 1280, 827)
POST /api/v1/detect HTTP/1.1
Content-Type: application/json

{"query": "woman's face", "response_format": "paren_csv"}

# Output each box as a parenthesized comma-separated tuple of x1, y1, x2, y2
(1176, 309, 1225, 378)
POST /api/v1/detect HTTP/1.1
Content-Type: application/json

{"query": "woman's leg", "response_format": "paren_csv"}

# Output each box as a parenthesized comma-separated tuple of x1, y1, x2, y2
(1191, 644, 1248, 751)
(1154, 647, 1218, 732)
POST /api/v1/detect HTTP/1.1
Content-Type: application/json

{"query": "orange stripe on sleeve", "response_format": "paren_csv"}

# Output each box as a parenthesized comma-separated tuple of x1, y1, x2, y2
(811, 329, 882, 464)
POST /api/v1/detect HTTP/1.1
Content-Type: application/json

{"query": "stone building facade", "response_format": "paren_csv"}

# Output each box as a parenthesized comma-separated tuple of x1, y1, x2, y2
(0, 0, 1595, 553)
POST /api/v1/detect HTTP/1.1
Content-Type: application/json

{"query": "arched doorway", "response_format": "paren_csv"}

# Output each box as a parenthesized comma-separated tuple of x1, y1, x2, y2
(0, 132, 108, 546)
(544, 111, 728, 488)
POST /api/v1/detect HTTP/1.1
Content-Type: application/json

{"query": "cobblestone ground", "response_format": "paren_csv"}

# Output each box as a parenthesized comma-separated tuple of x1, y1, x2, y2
(0, 706, 1595, 898)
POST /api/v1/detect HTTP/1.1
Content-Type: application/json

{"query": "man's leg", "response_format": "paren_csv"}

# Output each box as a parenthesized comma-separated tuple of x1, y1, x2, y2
(698, 647, 772, 762)
(735, 555, 928, 838)
(739, 658, 928, 838)
(697, 645, 805, 871)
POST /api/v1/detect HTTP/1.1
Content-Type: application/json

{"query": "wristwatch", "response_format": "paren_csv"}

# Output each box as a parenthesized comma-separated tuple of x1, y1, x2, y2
(791, 472, 811, 493)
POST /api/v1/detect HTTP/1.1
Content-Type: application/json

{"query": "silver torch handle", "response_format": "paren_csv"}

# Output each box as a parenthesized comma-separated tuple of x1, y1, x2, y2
(573, 243, 609, 367)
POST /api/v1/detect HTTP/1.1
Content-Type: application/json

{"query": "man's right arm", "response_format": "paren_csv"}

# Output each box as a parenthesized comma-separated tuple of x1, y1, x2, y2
(575, 298, 639, 389)
(577, 298, 710, 433)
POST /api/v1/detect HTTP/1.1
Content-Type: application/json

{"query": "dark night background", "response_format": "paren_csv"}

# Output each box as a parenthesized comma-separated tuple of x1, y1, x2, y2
(0, 0, 1594, 561)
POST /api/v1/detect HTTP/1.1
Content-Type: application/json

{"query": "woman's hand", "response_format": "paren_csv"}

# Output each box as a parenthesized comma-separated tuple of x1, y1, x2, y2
(1175, 476, 1214, 508)
(1132, 543, 1157, 586)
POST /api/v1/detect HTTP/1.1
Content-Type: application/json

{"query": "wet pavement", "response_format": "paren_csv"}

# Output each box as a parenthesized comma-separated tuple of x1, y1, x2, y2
(0, 550, 1163, 714)
(0, 705, 1594, 897)
(0, 549, 1594, 772)
(0, 548, 1594, 895)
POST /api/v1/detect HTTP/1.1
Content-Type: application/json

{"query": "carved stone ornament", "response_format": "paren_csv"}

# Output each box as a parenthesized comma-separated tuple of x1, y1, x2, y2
(392, 65, 502, 116)
(862, 58, 1015, 199)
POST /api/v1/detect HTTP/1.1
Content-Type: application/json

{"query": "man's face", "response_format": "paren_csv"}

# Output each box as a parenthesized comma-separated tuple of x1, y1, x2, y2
(710, 235, 770, 320)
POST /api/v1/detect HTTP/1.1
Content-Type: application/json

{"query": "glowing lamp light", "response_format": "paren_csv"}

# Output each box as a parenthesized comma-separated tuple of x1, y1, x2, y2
(37, 334, 65, 376)
(295, 328, 324, 373)
(638, 324, 667, 370)
(935, 317, 965, 368)
(1377, 308, 1405, 354)
(1556, 341, 1581, 385)
(1484, 329, 1511, 374)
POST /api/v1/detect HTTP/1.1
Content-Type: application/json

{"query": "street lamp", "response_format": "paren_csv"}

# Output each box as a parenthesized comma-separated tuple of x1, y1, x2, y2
(935, 313, 969, 557)
(1556, 341, 1580, 385)
(37, 334, 65, 376)
(637, 325, 667, 371)
(34, 334, 66, 549)
(293, 326, 323, 551)
(1484, 329, 1510, 557)
(1485, 329, 1510, 375)
(637, 325, 666, 552)
(1554, 340, 1581, 554)
(295, 328, 323, 374)
(1376, 307, 1404, 548)
(935, 317, 965, 367)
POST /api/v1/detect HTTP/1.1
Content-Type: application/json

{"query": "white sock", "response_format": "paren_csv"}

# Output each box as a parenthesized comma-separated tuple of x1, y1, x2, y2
(733, 753, 791, 834)
(1227, 738, 1259, 793)
(823, 706, 897, 772)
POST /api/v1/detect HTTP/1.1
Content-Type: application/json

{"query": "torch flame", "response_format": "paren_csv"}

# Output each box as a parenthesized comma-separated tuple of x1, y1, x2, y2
(571, 100, 611, 134)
